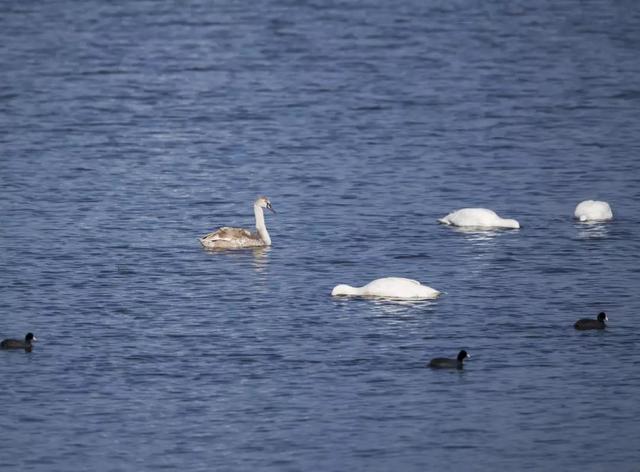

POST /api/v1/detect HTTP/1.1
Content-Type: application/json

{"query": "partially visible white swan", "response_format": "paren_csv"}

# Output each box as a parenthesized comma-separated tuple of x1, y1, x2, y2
(574, 200, 613, 222)
(199, 196, 275, 249)
(438, 208, 520, 229)
(331, 277, 440, 299)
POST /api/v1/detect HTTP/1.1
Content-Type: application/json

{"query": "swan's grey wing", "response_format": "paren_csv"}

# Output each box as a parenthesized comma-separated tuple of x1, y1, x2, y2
(200, 227, 255, 242)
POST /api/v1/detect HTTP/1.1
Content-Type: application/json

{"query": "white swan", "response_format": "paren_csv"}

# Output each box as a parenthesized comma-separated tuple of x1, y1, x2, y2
(331, 277, 440, 299)
(574, 200, 613, 222)
(199, 196, 275, 249)
(438, 208, 520, 229)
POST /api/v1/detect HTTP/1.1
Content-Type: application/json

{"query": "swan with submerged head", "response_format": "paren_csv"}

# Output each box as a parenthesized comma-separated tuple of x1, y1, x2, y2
(574, 200, 613, 222)
(438, 208, 520, 229)
(199, 196, 275, 249)
(331, 277, 440, 300)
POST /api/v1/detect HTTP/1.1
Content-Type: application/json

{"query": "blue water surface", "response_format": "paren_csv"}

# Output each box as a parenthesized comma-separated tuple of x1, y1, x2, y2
(2, 1, 640, 470)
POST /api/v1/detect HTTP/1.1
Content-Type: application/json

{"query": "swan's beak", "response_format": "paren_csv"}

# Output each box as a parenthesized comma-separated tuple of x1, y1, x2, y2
(605, 316, 608, 321)
(266, 203, 276, 214)
(466, 354, 471, 359)
(33, 336, 38, 342)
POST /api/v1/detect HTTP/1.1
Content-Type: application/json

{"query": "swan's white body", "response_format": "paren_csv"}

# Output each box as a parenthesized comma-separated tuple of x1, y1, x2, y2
(199, 197, 274, 249)
(574, 200, 613, 222)
(331, 277, 440, 299)
(438, 208, 520, 229)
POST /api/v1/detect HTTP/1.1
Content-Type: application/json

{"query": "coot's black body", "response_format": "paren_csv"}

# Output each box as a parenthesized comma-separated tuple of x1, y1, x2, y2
(429, 350, 470, 369)
(574, 312, 607, 330)
(1, 333, 37, 351)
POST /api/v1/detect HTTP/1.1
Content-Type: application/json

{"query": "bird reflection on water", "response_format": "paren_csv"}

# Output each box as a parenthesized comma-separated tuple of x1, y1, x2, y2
(450, 226, 510, 242)
(251, 246, 271, 274)
(202, 245, 271, 274)
(576, 222, 610, 240)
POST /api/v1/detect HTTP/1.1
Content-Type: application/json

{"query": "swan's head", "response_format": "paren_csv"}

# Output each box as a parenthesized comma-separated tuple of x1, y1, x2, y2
(331, 284, 359, 296)
(26, 333, 37, 342)
(255, 196, 275, 213)
(503, 219, 520, 229)
(598, 312, 608, 322)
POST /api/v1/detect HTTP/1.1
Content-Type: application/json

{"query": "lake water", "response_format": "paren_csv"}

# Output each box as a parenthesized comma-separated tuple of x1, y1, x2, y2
(2, 1, 640, 470)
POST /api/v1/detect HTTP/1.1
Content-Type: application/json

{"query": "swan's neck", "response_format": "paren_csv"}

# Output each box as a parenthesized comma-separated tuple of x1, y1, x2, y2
(332, 284, 362, 296)
(502, 218, 520, 229)
(254, 204, 271, 245)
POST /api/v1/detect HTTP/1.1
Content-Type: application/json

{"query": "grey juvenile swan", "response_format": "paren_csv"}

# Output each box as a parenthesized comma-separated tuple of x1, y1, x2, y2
(199, 196, 275, 249)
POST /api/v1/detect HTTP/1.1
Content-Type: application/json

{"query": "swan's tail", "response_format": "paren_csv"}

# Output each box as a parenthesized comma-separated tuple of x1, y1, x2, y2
(437, 218, 450, 225)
